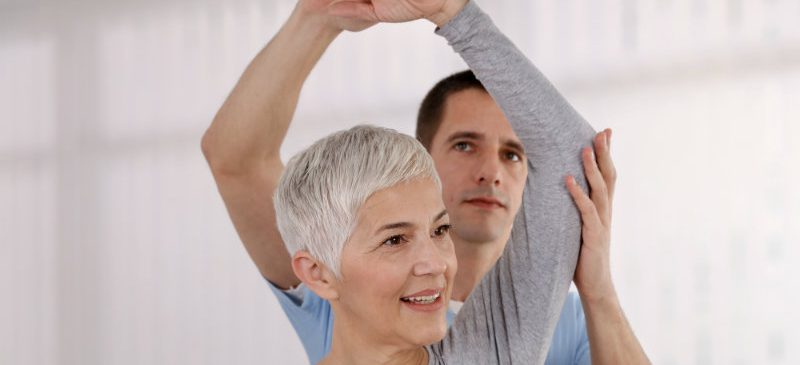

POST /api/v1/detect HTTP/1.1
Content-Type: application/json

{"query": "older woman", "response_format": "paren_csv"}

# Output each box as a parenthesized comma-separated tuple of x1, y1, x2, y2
(275, 126, 457, 364)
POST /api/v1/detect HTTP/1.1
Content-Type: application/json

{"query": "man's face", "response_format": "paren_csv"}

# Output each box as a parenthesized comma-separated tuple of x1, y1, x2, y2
(428, 88, 527, 244)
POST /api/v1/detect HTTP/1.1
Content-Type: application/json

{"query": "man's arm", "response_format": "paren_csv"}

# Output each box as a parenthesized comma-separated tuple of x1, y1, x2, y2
(201, 0, 373, 289)
(569, 130, 651, 365)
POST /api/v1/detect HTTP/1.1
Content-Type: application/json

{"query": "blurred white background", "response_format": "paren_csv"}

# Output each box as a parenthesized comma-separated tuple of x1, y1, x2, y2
(2, 0, 799, 364)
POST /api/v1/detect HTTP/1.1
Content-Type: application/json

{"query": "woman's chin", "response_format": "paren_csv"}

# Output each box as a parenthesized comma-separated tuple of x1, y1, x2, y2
(409, 323, 448, 346)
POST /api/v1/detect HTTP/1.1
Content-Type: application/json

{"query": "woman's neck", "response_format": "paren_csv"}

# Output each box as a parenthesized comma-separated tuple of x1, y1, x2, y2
(321, 347, 427, 365)
(320, 311, 429, 365)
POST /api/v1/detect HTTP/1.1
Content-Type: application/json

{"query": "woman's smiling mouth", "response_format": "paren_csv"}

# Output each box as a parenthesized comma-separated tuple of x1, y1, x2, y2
(400, 288, 446, 311)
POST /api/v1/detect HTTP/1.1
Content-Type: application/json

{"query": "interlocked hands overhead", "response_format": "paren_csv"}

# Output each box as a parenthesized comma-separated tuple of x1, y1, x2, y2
(325, 0, 468, 27)
(297, 0, 376, 32)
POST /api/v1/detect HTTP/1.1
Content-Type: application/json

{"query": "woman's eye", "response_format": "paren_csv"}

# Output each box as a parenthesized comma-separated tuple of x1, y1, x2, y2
(433, 224, 452, 237)
(382, 235, 406, 246)
(453, 142, 472, 152)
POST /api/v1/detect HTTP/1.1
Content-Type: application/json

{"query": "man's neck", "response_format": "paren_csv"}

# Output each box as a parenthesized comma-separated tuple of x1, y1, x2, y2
(450, 231, 510, 302)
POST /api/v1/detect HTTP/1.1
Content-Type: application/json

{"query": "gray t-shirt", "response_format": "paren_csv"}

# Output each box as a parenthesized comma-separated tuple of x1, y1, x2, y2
(426, 1, 596, 364)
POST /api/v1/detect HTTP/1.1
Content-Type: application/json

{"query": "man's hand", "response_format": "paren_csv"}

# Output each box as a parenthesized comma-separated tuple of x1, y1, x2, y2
(298, 0, 377, 32)
(566, 130, 651, 364)
(567, 129, 617, 302)
(329, 0, 467, 27)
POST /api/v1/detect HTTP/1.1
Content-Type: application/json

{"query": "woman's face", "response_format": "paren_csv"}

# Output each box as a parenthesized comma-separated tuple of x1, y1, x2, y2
(334, 177, 456, 347)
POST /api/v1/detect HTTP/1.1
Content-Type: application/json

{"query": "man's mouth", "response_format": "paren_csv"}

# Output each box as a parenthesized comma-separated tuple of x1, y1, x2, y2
(465, 197, 504, 208)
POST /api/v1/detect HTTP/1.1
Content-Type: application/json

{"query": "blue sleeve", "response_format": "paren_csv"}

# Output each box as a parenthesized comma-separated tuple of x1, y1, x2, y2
(266, 280, 334, 365)
(545, 292, 592, 365)
(572, 293, 591, 365)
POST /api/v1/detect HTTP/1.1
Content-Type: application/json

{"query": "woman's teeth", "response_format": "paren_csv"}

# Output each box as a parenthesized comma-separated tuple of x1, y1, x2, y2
(401, 292, 440, 304)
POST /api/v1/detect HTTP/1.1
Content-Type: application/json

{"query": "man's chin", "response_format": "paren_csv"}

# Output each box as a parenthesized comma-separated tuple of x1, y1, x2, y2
(451, 221, 507, 244)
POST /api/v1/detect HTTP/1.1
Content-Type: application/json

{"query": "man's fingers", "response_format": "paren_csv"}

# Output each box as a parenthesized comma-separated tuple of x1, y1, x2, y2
(566, 176, 602, 229)
(594, 129, 617, 203)
(581, 146, 611, 226)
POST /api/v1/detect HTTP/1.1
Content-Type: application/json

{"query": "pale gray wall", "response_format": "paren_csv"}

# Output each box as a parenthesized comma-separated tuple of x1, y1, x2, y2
(2, 0, 799, 364)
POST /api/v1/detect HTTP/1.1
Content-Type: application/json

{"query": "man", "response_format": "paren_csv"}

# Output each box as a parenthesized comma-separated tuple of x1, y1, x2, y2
(202, 0, 649, 363)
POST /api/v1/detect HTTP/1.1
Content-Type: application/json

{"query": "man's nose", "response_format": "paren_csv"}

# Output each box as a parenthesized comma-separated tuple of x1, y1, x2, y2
(475, 152, 502, 186)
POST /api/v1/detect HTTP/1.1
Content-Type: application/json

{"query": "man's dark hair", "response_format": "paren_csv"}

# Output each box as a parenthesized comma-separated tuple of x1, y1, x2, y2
(416, 70, 487, 150)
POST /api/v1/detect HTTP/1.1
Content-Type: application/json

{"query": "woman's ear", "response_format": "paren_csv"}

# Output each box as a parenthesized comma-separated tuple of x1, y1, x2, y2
(291, 251, 339, 300)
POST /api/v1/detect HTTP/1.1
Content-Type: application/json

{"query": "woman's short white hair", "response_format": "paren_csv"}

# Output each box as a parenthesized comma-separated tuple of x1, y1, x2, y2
(274, 125, 441, 277)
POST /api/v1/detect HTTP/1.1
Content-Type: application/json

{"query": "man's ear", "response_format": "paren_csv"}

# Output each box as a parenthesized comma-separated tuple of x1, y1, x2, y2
(291, 250, 339, 300)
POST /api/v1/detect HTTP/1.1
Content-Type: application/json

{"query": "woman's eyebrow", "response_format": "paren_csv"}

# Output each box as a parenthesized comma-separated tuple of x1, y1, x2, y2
(375, 222, 414, 235)
(432, 209, 448, 223)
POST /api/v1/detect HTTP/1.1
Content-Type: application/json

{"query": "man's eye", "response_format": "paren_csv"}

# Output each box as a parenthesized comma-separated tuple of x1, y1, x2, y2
(453, 142, 472, 152)
(382, 235, 406, 246)
(433, 224, 452, 237)
(505, 151, 521, 162)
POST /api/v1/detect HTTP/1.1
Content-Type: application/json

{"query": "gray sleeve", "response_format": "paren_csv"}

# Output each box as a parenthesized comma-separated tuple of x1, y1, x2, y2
(427, 1, 595, 364)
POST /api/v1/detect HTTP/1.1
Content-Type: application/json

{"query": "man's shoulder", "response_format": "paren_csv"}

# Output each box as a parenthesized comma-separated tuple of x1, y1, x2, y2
(266, 279, 331, 316)
(546, 291, 590, 365)
(555, 291, 586, 332)
(266, 280, 334, 363)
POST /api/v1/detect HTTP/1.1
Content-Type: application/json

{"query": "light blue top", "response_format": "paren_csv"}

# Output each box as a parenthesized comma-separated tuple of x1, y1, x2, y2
(268, 282, 590, 365)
